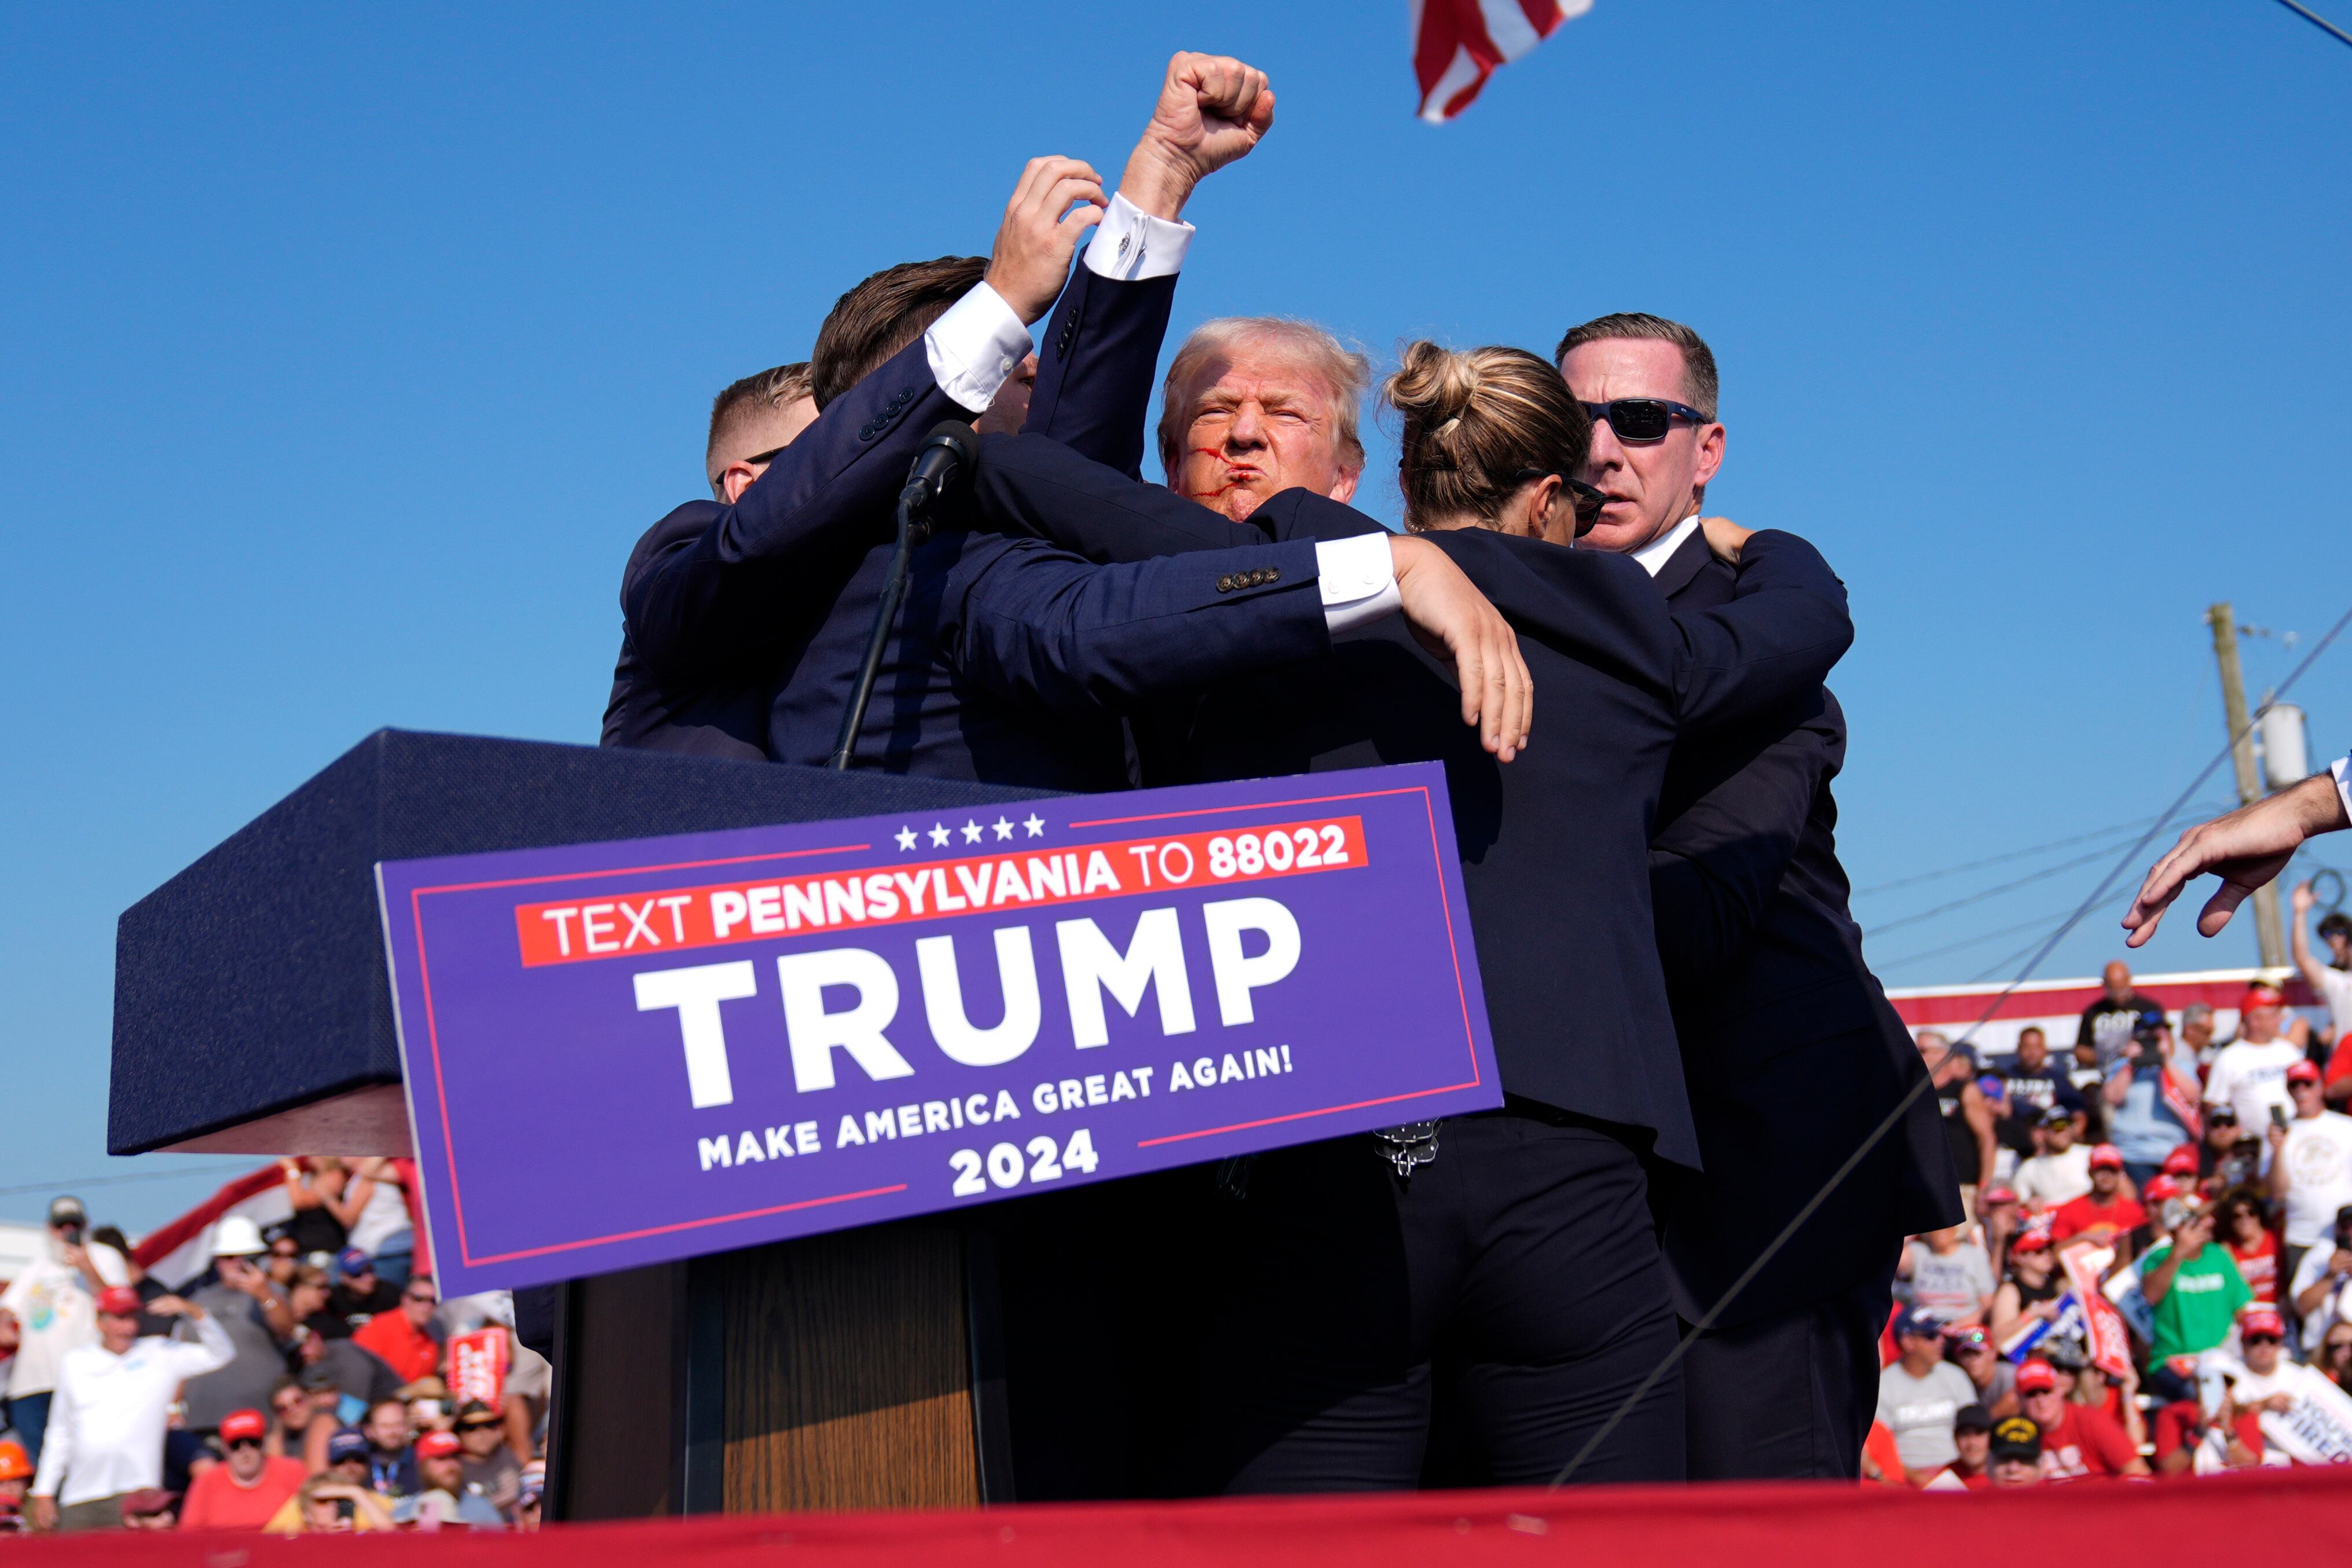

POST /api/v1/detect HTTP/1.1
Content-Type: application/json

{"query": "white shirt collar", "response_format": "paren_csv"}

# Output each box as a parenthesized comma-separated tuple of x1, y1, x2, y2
(1630, 514, 1701, 577)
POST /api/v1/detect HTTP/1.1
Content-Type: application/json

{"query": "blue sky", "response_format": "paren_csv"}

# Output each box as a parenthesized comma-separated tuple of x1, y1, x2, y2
(6, 1, 2350, 1230)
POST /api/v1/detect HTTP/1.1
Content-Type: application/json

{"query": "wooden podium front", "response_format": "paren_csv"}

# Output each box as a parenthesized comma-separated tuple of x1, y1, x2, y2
(554, 1221, 1006, 1517)
(106, 731, 1053, 1518)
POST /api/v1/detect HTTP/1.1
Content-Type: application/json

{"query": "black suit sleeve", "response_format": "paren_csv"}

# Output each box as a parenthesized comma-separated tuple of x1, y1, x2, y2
(1020, 261, 1178, 481)
(1648, 691, 1840, 986)
(621, 337, 959, 682)
(1668, 531, 1853, 732)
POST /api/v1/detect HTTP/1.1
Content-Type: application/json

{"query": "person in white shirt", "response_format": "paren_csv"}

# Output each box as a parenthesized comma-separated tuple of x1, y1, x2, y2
(2289, 1207, 2352, 1357)
(28, 1287, 232, 1531)
(0, 1197, 129, 1471)
(2205, 982, 2309, 1149)
(2013, 1107, 2095, 1210)
(2266, 1060, 2352, 1285)
(2292, 881, 2352, 1049)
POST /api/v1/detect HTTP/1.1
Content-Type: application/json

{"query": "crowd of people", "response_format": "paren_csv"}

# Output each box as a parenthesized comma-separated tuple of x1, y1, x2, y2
(1887, 923, 2352, 1487)
(0, 1159, 547, 1533)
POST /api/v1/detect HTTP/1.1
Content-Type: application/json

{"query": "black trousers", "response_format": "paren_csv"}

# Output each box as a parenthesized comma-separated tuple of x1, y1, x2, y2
(1199, 1110, 1685, 1492)
(1679, 1251, 1897, 1481)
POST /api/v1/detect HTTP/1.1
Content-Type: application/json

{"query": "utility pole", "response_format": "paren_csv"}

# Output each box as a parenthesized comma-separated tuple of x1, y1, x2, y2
(2208, 602, 2289, 969)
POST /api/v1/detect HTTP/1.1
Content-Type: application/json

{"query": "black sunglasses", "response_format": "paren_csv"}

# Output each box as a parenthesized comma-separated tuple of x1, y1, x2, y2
(1581, 398, 1710, 444)
(1510, 470, 1609, 533)
(225, 1437, 264, 1451)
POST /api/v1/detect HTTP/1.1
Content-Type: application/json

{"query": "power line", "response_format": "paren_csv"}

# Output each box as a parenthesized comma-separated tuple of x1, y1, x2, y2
(0, 1166, 247, 1203)
(1851, 811, 2201, 899)
(1871, 907, 2080, 973)
(1548, 595, 2352, 1489)
(1865, 799, 2235, 940)
(1867, 845, 2138, 937)
(2273, 0, 2352, 52)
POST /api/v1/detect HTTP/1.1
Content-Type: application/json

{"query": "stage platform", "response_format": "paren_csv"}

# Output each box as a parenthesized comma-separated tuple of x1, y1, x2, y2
(20, 1468, 2352, 1565)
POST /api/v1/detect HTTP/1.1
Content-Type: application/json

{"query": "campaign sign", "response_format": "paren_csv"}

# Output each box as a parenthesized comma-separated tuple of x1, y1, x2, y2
(376, 762, 1499, 1295)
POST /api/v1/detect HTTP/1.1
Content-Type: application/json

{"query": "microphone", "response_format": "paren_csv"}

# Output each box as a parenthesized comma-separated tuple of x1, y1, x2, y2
(900, 420, 981, 511)
(829, 420, 983, 771)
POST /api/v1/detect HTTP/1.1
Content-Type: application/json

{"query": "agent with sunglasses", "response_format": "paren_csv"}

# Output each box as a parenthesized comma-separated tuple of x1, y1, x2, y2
(1556, 313, 1961, 1483)
(958, 339, 1856, 1489)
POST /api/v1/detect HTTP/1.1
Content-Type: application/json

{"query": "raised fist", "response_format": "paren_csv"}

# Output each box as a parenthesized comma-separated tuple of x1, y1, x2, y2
(1121, 52, 1276, 220)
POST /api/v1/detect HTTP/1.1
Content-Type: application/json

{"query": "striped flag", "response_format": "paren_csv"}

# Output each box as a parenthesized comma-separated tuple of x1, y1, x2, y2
(131, 1157, 426, 1289)
(1413, 0, 1592, 122)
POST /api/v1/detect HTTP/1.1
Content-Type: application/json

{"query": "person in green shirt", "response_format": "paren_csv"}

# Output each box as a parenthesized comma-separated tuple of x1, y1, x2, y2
(2141, 1206, 2252, 1366)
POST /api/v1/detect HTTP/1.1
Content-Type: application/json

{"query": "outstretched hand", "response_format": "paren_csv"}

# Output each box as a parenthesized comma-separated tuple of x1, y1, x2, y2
(2122, 772, 2348, 946)
(1120, 52, 1275, 221)
(1390, 536, 1533, 762)
(984, 156, 1106, 325)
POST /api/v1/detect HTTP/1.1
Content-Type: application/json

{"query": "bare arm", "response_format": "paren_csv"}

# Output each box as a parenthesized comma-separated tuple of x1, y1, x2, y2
(1964, 1083, 1999, 1190)
(2126, 771, 2349, 944)
(2294, 881, 2333, 991)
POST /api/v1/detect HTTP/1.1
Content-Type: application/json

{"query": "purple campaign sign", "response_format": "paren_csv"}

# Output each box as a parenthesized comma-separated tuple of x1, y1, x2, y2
(376, 761, 1499, 1295)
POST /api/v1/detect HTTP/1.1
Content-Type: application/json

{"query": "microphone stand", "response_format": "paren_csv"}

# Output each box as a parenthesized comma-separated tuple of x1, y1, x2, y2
(828, 481, 933, 771)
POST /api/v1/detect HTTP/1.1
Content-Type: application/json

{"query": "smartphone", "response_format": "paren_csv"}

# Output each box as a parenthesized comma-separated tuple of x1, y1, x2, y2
(60, 1222, 83, 1248)
(335, 1500, 356, 1522)
(2272, 1104, 2292, 1130)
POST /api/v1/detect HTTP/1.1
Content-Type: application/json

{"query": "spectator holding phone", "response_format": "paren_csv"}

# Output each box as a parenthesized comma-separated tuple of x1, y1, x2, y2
(2143, 1202, 2254, 1394)
(2206, 984, 2309, 1144)
(2269, 1060, 2352, 1287)
(2104, 1016, 2197, 1191)
(0, 1197, 130, 1470)
(273, 1476, 393, 1534)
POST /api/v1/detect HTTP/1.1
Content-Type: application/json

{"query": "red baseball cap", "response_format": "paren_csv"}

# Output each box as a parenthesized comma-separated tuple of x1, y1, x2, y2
(2243, 1307, 2288, 1340)
(218, 1409, 268, 1444)
(2143, 1174, 2184, 1203)
(2016, 1360, 2058, 1394)
(1981, 1185, 2019, 1207)
(96, 1286, 142, 1318)
(2289, 1061, 2322, 1085)
(2162, 1145, 2200, 1177)
(2088, 1144, 2124, 1170)
(2240, 983, 2285, 1012)
(415, 1430, 461, 1460)
(2011, 1229, 2051, 1255)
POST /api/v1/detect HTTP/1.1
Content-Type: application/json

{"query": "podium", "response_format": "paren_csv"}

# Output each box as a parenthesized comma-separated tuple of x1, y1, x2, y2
(109, 730, 1088, 1515)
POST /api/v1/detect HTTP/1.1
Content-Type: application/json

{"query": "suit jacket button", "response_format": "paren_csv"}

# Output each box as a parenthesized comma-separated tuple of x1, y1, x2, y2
(1262, 569, 1279, 585)
(1217, 576, 1235, 592)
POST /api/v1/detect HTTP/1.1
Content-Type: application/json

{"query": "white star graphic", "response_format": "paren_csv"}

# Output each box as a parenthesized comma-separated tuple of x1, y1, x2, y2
(895, 826, 917, 852)
(929, 822, 951, 848)
(992, 816, 1014, 841)
(961, 819, 984, 844)
(1023, 813, 1046, 838)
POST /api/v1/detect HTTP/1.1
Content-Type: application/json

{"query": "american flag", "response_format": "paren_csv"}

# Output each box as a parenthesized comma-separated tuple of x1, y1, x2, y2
(1413, 0, 1592, 122)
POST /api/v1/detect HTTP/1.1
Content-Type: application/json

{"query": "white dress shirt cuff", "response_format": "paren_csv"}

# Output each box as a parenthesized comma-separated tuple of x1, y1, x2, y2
(924, 282, 1034, 413)
(1315, 533, 1401, 633)
(2333, 755, 2351, 826)
(1083, 193, 1195, 281)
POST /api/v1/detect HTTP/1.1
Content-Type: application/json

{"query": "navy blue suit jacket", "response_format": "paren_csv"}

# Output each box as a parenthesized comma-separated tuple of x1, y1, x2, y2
(964, 434, 1856, 1169)
(602, 255, 1181, 759)
(1643, 530, 1963, 1323)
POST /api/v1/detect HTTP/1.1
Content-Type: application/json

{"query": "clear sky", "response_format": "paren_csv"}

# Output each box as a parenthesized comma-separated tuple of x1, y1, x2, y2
(6, 1, 2350, 1231)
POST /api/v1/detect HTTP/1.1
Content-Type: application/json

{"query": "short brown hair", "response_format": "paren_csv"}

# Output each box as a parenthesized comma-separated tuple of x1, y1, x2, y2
(1156, 317, 1372, 479)
(705, 362, 811, 488)
(808, 257, 988, 409)
(1552, 312, 1720, 420)
(1384, 341, 1592, 533)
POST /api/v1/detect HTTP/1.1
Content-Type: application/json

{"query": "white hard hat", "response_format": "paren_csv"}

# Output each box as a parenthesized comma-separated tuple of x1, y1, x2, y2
(211, 1214, 266, 1258)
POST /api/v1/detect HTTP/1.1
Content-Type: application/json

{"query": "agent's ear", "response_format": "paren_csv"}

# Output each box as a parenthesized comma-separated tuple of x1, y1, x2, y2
(1691, 420, 1727, 490)
(720, 461, 765, 505)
